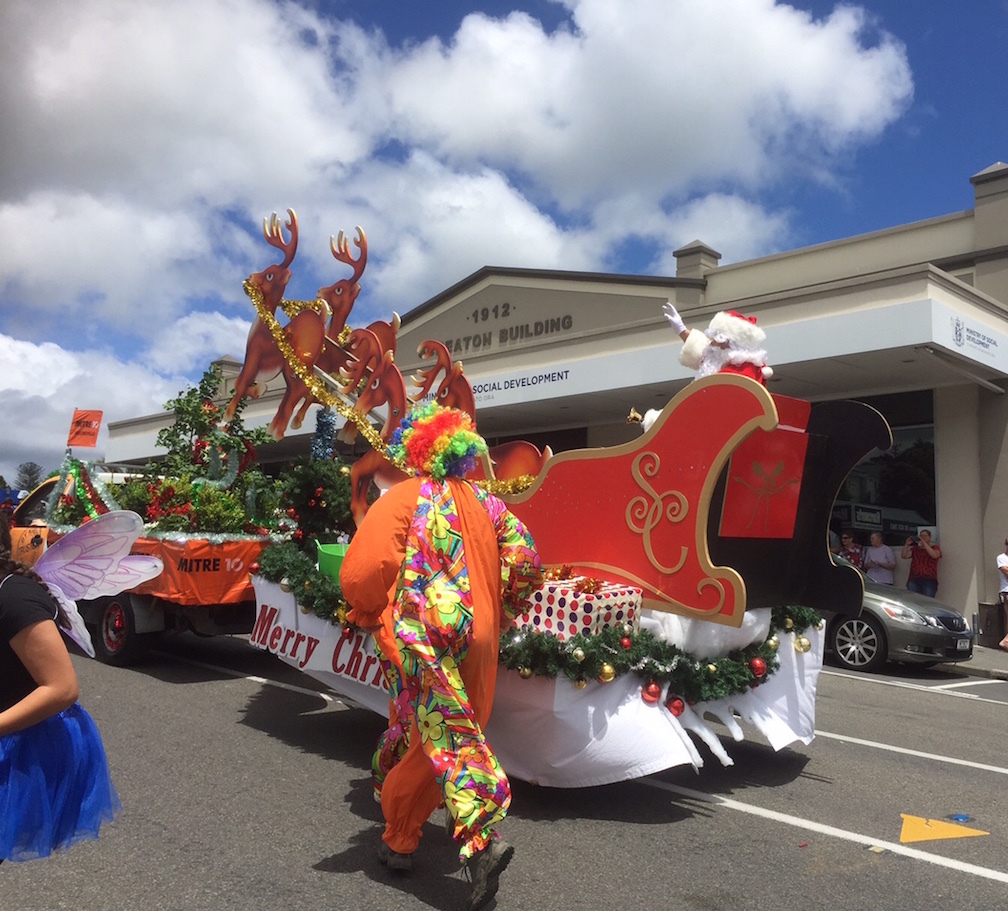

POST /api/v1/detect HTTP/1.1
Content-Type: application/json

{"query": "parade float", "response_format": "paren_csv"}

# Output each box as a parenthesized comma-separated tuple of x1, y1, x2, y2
(8, 365, 304, 665)
(225, 209, 892, 785)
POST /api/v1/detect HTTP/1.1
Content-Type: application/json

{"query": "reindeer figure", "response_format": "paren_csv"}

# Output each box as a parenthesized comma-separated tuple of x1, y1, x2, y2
(333, 328, 389, 444)
(340, 349, 411, 525)
(316, 227, 398, 375)
(225, 210, 299, 421)
(278, 226, 400, 434)
(317, 227, 368, 357)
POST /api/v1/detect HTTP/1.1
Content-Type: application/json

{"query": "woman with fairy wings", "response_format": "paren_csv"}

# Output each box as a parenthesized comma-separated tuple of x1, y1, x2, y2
(340, 402, 542, 911)
(0, 510, 161, 863)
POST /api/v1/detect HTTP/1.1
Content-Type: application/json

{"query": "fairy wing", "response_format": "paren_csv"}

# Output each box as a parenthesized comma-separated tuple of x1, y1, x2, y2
(33, 510, 164, 603)
(46, 581, 96, 658)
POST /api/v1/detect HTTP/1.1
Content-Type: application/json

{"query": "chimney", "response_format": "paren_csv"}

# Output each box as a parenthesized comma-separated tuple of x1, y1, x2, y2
(673, 240, 721, 279)
(970, 162, 1008, 249)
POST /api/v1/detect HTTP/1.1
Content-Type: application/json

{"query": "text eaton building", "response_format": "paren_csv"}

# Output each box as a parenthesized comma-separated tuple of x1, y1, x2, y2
(109, 162, 1008, 620)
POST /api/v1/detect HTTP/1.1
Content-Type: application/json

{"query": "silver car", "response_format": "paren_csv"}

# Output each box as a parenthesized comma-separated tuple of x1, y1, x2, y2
(825, 560, 974, 673)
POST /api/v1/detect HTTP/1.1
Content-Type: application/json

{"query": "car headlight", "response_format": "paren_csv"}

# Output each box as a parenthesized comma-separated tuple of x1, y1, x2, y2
(881, 603, 928, 624)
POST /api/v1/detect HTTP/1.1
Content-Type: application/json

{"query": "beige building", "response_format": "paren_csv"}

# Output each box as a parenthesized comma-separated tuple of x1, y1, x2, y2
(108, 162, 1008, 621)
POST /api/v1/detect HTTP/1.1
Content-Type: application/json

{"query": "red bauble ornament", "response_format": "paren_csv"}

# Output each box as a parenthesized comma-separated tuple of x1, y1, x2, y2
(249, 562, 260, 575)
(286, 507, 297, 518)
(315, 487, 324, 496)
(749, 657, 767, 678)
(666, 696, 685, 717)
(641, 682, 662, 704)
(309, 499, 317, 507)
(293, 529, 304, 540)
(620, 636, 632, 649)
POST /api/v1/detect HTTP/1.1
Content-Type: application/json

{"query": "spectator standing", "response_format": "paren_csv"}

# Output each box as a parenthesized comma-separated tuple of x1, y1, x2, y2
(863, 532, 896, 585)
(839, 531, 864, 568)
(901, 528, 942, 597)
(997, 537, 1008, 650)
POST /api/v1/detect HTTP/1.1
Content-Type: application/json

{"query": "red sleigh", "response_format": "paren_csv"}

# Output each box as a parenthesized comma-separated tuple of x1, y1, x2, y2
(504, 374, 891, 625)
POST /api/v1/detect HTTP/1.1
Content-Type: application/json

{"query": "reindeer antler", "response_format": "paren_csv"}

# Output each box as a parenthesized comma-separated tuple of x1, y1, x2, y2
(412, 339, 454, 398)
(263, 208, 298, 268)
(331, 226, 367, 284)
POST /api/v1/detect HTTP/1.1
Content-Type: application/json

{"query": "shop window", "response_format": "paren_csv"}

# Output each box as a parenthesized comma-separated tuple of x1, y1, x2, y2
(833, 392, 936, 545)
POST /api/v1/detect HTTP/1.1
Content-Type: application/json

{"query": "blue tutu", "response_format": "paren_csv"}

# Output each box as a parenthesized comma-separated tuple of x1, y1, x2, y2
(0, 703, 121, 862)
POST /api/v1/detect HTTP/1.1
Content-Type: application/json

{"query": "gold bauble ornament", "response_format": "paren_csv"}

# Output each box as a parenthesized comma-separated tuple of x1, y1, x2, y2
(518, 666, 533, 679)
(279, 578, 291, 593)
(575, 678, 588, 689)
(785, 617, 794, 630)
(623, 623, 634, 636)
(794, 635, 812, 653)
(767, 634, 780, 652)
(598, 663, 616, 683)
(572, 647, 586, 663)
(707, 663, 718, 673)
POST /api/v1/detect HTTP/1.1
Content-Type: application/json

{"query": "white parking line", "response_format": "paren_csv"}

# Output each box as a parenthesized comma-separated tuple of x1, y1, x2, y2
(931, 678, 1006, 690)
(643, 778, 1008, 884)
(814, 730, 1008, 775)
(821, 669, 1008, 704)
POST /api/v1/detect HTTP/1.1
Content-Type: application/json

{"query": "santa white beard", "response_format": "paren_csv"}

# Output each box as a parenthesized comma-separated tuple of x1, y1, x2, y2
(696, 342, 768, 378)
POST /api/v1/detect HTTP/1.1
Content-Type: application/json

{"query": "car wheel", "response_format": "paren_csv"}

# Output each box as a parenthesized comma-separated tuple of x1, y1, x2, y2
(91, 596, 148, 666)
(831, 614, 887, 673)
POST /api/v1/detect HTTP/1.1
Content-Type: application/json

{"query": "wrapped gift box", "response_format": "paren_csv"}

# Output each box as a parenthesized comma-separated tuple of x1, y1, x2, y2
(517, 578, 641, 641)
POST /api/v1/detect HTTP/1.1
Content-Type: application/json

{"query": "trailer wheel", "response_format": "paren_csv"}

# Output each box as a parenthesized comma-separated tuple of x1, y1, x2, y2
(92, 596, 147, 666)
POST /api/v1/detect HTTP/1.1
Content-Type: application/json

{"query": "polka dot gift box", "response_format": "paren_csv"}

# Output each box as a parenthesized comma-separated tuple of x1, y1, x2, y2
(516, 575, 642, 641)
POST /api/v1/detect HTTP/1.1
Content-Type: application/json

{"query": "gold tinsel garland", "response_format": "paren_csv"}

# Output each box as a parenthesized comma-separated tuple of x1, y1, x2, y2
(243, 280, 397, 461)
(243, 281, 535, 497)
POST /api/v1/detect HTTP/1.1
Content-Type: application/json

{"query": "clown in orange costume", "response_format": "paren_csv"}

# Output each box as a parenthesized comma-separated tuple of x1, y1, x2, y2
(340, 402, 542, 911)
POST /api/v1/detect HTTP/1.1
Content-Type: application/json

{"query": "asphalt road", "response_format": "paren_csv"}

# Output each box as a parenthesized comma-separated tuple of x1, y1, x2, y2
(3, 634, 1008, 911)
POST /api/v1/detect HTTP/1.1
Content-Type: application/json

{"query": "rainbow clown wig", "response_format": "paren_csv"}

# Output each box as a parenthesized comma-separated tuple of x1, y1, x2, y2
(388, 402, 488, 481)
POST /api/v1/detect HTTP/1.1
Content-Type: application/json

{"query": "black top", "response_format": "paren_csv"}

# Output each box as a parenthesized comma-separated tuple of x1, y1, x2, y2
(0, 574, 58, 712)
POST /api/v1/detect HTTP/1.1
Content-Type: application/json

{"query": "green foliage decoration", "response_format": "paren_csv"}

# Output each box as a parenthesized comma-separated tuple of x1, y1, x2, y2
(497, 604, 821, 702)
(257, 541, 350, 624)
(279, 456, 354, 550)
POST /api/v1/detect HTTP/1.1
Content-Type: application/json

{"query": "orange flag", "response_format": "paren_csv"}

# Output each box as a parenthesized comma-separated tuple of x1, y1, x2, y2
(67, 409, 103, 447)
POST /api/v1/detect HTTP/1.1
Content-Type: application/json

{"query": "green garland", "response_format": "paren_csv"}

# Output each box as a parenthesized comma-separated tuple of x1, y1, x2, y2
(256, 541, 351, 624)
(498, 604, 821, 704)
(254, 542, 821, 705)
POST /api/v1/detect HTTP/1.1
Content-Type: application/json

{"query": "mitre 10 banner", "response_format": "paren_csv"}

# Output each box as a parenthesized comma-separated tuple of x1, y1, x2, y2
(67, 409, 103, 447)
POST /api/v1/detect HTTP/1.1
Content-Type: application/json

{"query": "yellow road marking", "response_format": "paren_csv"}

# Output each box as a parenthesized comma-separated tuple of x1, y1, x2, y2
(899, 814, 989, 843)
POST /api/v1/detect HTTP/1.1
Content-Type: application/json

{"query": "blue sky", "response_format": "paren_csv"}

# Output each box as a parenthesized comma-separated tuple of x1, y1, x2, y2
(1, 0, 1006, 484)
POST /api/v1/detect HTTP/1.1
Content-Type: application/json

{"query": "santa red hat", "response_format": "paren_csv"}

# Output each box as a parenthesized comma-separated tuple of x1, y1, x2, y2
(705, 310, 766, 349)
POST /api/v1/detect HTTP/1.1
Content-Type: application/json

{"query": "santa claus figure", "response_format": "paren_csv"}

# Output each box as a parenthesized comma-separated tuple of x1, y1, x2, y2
(630, 302, 773, 431)
(664, 302, 773, 384)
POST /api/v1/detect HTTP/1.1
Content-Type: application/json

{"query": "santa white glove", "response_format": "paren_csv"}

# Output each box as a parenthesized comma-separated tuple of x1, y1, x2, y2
(662, 301, 687, 336)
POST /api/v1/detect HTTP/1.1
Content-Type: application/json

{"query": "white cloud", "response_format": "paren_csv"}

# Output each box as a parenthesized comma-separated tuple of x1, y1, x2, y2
(0, 333, 185, 485)
(380, 0, 913, 209)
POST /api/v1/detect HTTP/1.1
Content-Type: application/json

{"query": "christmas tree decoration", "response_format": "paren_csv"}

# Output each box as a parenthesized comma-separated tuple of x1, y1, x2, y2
(641, 681, 662, 704)
(574, 678, 588, 689)
(572, 647, 586, 662)
(767, 634, 780, 651)
(519, 666, 533, 679)
(598, 663, 616, 683)
(749, 657, 767, 678)
(666, 696, 686, 717)
(794, 635, 812, 653)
